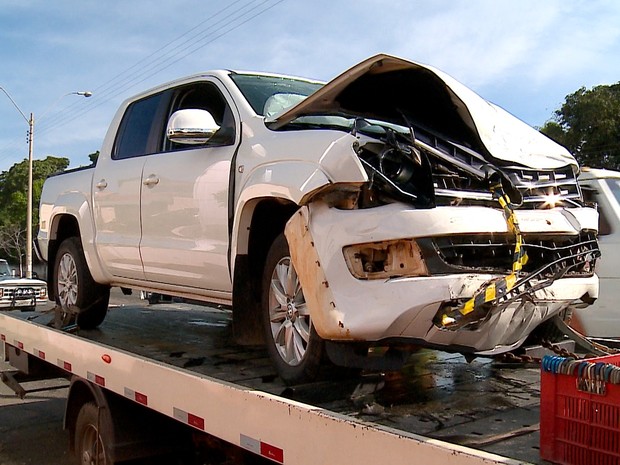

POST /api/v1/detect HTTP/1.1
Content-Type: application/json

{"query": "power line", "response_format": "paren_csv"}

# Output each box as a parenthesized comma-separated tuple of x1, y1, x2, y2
(36, 0, 283, 138)
(0, 0, 285, 167)
(37, 0, 259, 132)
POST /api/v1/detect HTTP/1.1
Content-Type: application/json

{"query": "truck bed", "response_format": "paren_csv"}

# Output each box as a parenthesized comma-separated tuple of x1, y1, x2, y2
(9, 291, 543, 464)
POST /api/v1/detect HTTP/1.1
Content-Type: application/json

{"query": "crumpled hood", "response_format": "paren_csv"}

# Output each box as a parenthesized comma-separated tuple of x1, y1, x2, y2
(267, 54, 575, 170)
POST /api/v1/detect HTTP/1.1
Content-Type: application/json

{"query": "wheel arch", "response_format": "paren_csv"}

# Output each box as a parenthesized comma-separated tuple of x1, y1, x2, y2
(47, 214, 79, 300)
(47, 212, 108, 299)
(231, 196, 299, 345)
(65, 376, 185, 463)
(64, 376, 113, 456)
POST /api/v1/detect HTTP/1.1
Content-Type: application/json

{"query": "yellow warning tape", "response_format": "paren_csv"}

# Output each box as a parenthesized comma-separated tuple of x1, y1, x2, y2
(439, 180, 528, 327)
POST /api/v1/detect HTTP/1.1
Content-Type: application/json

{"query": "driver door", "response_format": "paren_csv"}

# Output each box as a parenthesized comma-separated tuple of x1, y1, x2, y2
(139, 80, 238, 294)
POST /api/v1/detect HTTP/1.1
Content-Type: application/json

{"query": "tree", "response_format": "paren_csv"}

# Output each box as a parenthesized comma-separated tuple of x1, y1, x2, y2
(0, 223, 26, 273)
(88, 151, 99, 165)
(541, 83, 620, 169)
(0, 156, 69, 263)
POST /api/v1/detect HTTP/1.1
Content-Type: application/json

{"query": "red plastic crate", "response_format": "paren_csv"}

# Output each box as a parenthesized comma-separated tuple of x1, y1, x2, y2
(540, 353, 620, 465)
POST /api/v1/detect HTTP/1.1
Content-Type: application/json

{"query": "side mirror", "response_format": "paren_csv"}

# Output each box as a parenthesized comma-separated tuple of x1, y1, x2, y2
(166, 109, 220, 145)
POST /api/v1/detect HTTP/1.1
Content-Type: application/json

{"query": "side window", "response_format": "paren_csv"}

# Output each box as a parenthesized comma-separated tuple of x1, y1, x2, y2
(113, 92, 166, 160)
(163, 82, 235, 152)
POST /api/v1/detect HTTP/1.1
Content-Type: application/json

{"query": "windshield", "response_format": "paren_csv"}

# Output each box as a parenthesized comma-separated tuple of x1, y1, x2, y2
(0, 260, 11, 277)
(229, 73, 441, 141)
(229, 73, 323, 117)
(604, 178, 620, 207)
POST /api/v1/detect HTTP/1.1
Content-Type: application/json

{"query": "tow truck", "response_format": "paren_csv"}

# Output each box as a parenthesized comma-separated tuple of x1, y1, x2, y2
(0, 290, 579, 465)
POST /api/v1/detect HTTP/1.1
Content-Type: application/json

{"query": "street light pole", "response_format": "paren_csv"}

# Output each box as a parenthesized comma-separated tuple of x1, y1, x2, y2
(0, 87, 92, 278)
(26, 112, 34, 279)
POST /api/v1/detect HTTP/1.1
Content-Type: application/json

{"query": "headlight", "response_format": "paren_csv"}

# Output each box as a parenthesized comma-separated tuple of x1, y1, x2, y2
(378, 147, 416, 186)
(343, 239, 428, 280)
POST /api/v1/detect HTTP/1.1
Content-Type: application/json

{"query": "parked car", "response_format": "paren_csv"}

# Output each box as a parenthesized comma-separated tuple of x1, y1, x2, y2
(38, 54, 599, 383)
(0, 259, 47, 311)
(570, 168, 620, 338)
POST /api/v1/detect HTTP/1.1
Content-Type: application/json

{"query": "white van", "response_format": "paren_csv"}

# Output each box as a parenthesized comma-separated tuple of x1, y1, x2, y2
(572, 168, 620, 337)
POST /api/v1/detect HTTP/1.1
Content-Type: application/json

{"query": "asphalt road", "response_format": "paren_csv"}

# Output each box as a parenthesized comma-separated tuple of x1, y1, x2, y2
(0, 370, 71, 465)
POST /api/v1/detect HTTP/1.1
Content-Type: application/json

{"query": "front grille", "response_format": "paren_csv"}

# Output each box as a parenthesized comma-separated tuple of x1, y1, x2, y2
(433, 165, 582, 209)
(414, 125, 583, 209)
(428, 231, 599, 277)
(0, 287, 45, 300)
(505, 165, 581, 207)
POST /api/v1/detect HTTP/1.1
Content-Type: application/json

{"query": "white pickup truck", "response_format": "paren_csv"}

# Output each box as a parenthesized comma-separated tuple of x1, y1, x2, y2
(38, 54, 600, 383)
(0, 259, 47, 310)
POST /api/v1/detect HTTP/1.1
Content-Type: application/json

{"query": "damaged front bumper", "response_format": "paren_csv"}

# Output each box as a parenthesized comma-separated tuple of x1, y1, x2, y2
(285, 201, 599, 355)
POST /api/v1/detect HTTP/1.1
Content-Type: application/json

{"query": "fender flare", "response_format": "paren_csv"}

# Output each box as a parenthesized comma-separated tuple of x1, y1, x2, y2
(231, 161, 331, 261)
(47, 192, 109, 284)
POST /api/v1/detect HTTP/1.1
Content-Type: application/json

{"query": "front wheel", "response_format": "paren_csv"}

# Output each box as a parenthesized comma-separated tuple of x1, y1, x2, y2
(262, 233, 324, 385)
(54, 237, 110, 329)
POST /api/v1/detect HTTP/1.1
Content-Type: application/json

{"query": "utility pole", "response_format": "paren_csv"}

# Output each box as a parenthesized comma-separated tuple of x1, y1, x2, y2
(26, 112, 34, 279)
(0, 87, 91, 278)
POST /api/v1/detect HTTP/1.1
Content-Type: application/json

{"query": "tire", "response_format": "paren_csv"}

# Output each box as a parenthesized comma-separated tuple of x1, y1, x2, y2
(75, 402, 109, 465)
(54, 237, 110, 329)
(262, 233, 324, 384)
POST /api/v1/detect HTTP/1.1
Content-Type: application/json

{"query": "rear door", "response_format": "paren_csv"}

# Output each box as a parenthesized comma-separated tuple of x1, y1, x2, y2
(93, 91, 170, 280)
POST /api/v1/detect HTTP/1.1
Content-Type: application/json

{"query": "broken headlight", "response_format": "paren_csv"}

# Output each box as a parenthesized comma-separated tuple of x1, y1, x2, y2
(343, 239, 429, 280)
(356, 127, 435, 208)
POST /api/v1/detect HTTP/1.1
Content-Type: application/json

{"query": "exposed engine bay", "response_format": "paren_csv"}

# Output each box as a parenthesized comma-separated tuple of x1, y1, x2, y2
(348, 123, 599, 330)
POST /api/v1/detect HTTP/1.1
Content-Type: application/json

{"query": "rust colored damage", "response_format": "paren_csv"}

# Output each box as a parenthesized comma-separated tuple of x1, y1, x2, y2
(284, 206, 349, 339)
(343, 239, 428, 280)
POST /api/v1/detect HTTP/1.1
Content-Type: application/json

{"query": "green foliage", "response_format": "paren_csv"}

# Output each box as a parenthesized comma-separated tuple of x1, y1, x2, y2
(88, 151, 99, 165)
(541, 83, 620, 169)
(0, 156, 69, 262)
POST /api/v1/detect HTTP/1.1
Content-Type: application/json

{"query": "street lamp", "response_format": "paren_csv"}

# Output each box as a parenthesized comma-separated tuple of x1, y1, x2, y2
(0, 86, 92, 278)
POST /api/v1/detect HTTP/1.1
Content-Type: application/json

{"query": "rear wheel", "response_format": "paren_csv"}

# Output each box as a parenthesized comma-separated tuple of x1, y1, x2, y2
(75, 402, 109, 465)
(54, 237, 110, 329)
(262, 233, 324, 384)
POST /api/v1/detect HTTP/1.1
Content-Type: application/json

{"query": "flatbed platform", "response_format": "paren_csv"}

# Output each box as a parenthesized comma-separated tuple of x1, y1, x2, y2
(5, 291, 545, 464)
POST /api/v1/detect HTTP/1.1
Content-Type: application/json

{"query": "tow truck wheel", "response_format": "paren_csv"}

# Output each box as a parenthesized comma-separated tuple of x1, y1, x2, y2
(75, 402, 109, 465)
(262, 233, 324, 385)
(54, 237, 110, 329)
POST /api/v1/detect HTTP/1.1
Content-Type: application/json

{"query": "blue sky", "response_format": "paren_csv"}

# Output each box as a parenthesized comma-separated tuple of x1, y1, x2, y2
(1, 0, 619, 172)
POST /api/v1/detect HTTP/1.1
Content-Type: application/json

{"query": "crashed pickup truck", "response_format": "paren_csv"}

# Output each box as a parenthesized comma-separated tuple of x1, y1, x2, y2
(38, 54, 600, 383)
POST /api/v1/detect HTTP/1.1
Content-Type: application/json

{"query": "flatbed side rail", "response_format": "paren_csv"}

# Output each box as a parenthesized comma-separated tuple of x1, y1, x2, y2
(0, 311, 525, 465)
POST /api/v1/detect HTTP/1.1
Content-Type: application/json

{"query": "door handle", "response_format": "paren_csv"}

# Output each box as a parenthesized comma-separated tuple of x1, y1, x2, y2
(143, 175, 160, 187)
(96, 179, 108, 189)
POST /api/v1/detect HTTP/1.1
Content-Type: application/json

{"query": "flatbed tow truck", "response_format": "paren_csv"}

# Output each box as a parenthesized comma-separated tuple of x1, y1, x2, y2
(0, 292, 564, 465)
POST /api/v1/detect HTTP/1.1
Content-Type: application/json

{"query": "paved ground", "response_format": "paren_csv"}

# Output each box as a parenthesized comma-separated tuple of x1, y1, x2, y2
(0, 370, 70, 465)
